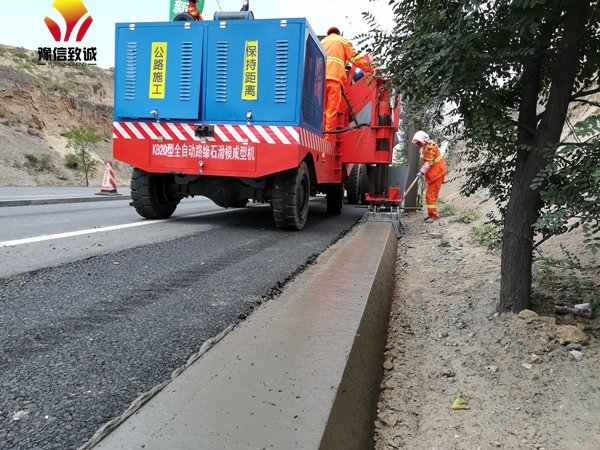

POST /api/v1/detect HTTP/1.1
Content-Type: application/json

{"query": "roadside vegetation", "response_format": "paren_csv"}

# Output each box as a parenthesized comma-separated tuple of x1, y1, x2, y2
(63, 122, 101, 187)
(364, 1, 600, 314)
(0, 44, 102, 97)
(24, 153, 54, 172)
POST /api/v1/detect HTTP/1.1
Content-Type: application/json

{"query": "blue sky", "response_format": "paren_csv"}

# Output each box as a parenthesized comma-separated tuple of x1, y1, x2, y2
(0, 0, 395, 69)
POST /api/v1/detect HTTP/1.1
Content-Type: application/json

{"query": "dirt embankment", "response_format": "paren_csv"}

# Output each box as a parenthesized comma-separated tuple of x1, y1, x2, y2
(0, 44, 130, 187)
(374, 92, 600, 449)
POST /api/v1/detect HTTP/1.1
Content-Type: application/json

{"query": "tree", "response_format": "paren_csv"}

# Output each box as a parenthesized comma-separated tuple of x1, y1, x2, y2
(361, 0, 600, 313)
(63, 122, 101, 187)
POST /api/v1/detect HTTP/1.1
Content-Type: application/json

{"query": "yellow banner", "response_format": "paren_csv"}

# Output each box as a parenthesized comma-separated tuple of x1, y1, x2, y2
(242, 40, 258, 100)
(149, 42, 167, 99)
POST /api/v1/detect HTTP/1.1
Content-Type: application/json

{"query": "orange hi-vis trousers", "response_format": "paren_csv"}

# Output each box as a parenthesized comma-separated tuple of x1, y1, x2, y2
(425, 175, 444, 219)
(323, 79, 342, 141)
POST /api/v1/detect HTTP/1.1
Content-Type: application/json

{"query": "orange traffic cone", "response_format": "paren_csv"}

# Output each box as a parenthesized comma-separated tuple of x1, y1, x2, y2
(96, 161, 121, 195)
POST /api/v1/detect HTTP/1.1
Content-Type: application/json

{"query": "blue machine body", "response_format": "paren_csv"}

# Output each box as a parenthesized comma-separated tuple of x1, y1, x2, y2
(114, 18, 326, 135)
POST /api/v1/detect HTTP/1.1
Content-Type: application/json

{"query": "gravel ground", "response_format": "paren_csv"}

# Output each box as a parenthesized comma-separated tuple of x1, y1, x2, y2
(374, 211, 600, 450)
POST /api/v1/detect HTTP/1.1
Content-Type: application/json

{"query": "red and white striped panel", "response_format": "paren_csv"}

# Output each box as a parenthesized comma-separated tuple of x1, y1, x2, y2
(299, 128, 334, 157)
(113, 122, 333, 154)
(113, 122, 301, 145)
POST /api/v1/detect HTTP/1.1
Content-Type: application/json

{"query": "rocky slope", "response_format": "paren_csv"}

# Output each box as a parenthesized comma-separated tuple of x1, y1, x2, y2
(0, 44, 130, 187)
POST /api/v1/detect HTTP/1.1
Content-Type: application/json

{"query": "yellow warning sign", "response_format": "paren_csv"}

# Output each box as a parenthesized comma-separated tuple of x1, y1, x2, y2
(149, 42, 167, 99)
(242, 40, 258, 100)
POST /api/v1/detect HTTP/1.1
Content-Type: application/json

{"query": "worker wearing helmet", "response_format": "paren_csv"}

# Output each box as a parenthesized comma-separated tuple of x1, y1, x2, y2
(188, 0, 204, 20)
(321, 27, 373, 141)
(412, 131, 447, 222)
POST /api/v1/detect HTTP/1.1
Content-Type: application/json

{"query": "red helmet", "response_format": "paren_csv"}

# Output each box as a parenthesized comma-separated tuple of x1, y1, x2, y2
(327, 26, 340, 35)
(411, 131, 430, 145)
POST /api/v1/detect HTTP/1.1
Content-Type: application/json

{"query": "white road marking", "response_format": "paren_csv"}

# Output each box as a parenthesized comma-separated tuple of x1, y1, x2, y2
(0, 206, 269, 248)
(0, 220, 166, 247)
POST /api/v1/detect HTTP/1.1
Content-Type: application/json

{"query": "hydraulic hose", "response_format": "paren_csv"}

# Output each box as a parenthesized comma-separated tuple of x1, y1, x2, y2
(322, 123, 370, 134)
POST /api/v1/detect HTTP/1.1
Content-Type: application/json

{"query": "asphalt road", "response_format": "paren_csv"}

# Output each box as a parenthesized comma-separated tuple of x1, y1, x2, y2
(0, 195, 367, 450)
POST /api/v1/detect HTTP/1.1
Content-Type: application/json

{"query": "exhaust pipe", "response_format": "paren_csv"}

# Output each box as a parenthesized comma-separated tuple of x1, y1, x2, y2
(214, 0, 253, 20)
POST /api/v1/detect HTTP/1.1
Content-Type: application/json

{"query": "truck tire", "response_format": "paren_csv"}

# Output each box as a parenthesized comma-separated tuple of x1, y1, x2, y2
(172, 12, 197, 21)
(346, 164, 368, 204)
(272, 162, 310, 230)
(326, 183, 343, 215)
(130, 168, 180, 219)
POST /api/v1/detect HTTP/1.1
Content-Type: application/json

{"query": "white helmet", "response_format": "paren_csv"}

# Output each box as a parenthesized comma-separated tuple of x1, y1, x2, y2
(412, 131, 430, 145)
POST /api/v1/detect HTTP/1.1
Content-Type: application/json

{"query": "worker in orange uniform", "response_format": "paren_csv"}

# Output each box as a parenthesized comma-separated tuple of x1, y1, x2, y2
(188, 0, 204, 20)
(412, 131, 447, 222)
(321, 27, 372, 141)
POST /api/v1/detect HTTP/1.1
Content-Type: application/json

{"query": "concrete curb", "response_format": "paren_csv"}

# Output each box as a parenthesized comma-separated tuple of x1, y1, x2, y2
(85, 221, 397, 450)
(0, 195, 131, 207)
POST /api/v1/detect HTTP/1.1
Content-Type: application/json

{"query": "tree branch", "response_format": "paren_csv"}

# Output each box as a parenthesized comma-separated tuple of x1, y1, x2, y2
(572, 98, 600, 108)
(571, 85, 600, 100)
(510, 118, 537, 135)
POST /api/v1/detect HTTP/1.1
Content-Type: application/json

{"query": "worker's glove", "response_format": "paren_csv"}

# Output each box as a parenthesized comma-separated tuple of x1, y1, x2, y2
(416, 172, 423, 179)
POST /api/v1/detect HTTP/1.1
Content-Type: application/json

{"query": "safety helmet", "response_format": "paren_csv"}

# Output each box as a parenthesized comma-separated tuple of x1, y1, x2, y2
(411, 131, 430, 145)
(327, 26, 340, 35)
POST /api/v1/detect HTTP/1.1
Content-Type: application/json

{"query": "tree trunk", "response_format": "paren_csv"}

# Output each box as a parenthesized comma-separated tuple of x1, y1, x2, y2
(499, 1, 591, 313)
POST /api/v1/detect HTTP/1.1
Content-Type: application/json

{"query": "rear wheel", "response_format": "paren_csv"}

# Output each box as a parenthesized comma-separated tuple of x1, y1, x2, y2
(326, 183, 343, 215)
(272, 162, 310, 230)
(130, 168, 180, 219)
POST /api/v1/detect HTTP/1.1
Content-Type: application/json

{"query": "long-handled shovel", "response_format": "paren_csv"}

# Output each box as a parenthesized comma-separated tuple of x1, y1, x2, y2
(403, 176, 420, 199)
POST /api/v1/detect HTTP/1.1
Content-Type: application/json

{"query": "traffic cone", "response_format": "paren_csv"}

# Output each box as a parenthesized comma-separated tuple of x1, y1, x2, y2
(96, 161, 121, 195)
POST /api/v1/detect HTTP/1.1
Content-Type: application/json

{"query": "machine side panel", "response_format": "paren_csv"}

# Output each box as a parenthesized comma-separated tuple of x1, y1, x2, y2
(203, 20, 303, 125)
(114, 22, 204, 120)
(299, 28, 326, 136)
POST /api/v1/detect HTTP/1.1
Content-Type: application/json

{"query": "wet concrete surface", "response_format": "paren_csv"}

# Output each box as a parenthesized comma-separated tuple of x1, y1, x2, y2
(86, 222, 397, 450)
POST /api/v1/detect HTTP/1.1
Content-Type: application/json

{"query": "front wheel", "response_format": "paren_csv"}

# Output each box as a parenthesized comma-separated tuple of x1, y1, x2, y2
(130, 168, 180, 219)
(272, 162, 310, 230)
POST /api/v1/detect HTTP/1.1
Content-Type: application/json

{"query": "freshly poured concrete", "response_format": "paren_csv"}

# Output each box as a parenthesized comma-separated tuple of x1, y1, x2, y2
(90, 221, 397, 450)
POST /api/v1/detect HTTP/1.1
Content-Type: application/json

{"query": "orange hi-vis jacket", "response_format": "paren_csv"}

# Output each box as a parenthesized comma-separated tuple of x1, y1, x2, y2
(188, 0, 204, 20)
(420, 141, 447, 184)
(321, 34, 371, 86)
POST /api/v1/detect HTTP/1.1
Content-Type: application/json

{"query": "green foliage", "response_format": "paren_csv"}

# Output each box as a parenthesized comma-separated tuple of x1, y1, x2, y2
(64, 153, 79, 169)
(469, 224, 500, 248)
(63, 122, 101, 187)
(74, 64, 97, 77)
(35, 73, 52, 85)
(24, 153, 54, 172)
(532, 114, 600, 254)
(361, 0, 600, 311)
(13, 49, 29, 60)
(533, 249, 600, 316)
(454, 208, 480, 224)
(438, 203, 458, 217)
(532, 257, 560, 288)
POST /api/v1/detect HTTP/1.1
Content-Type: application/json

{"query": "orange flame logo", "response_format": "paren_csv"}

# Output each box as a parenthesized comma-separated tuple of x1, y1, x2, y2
(44, 0, 94, 42)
